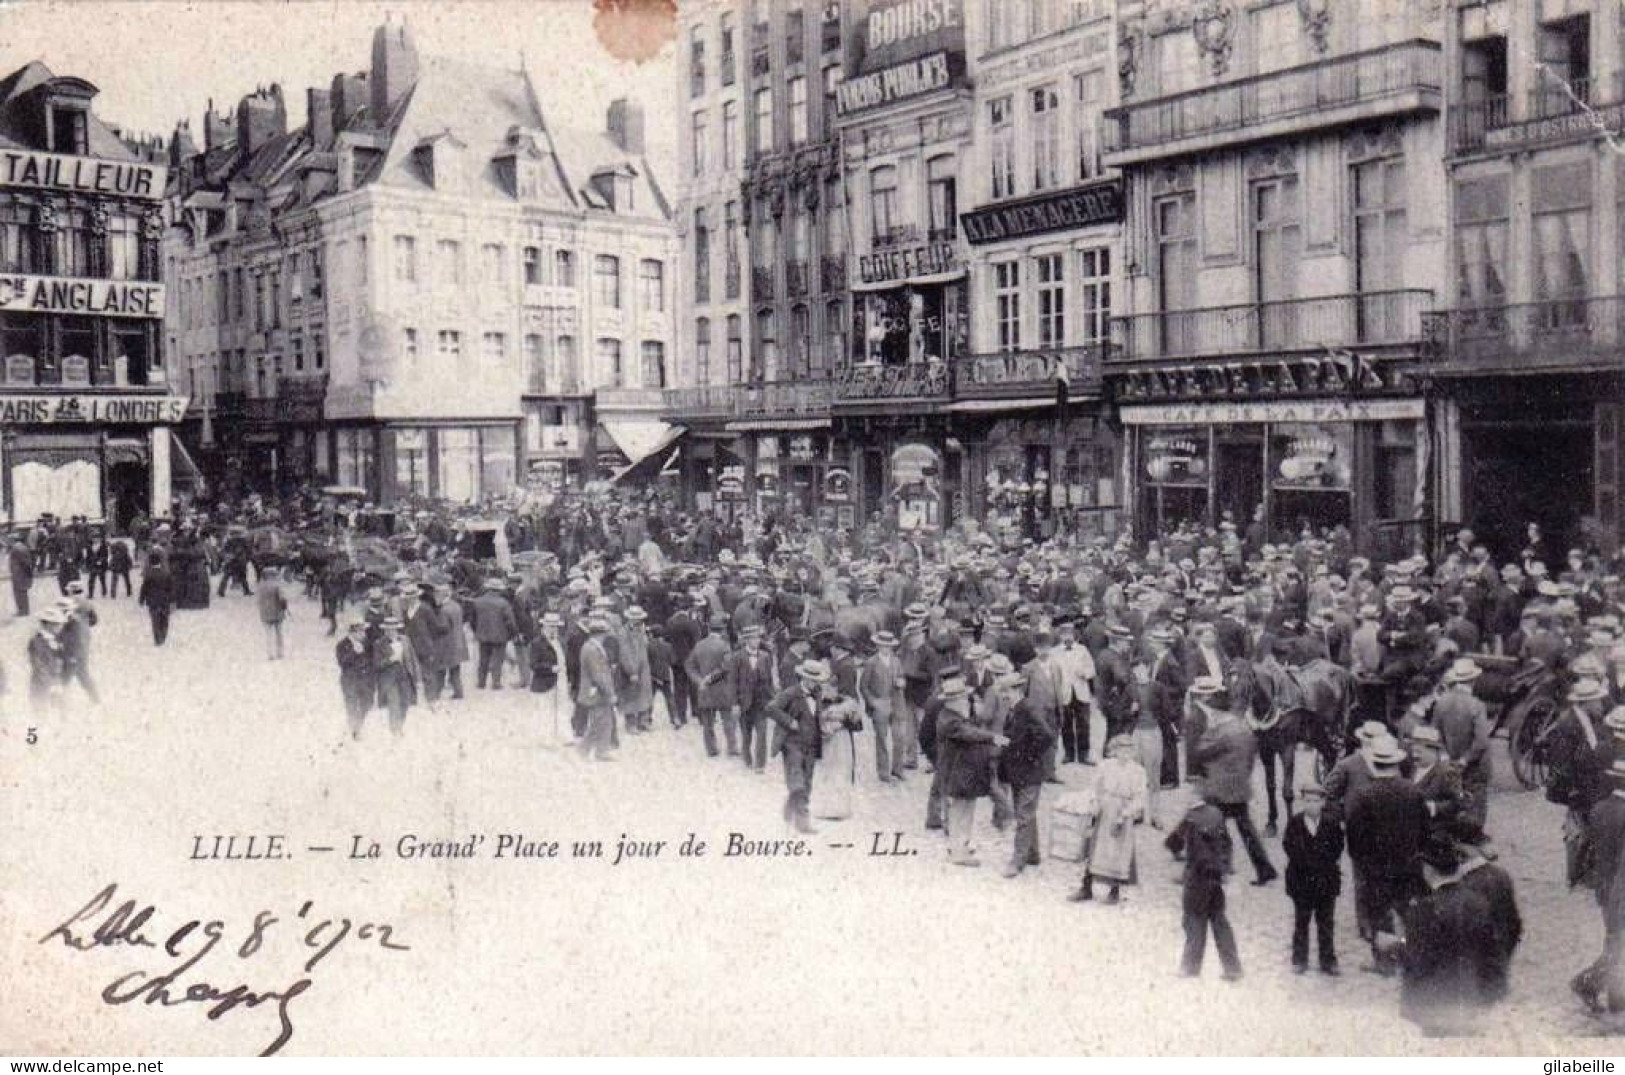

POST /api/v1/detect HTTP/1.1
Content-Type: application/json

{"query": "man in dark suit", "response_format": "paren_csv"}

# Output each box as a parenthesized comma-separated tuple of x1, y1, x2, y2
(575, 615, 620, 762)
(1284, 781, 1344, 975)
(766, 659, 828, 834)
(1191, 678, 1278, 885)
(137, 552, 175, 646)
(8, 530, 34, 617)
(1347, 736, 1429, 973)
(1095, 624, 1138, 739)
(664, 593, 706, 729)
(729, 623, 779, 772)
(685, 611, 737, 757)
(1146, 626, 1188, 788)
(336, 619, 376, 739)
(471, 578, 519, 690)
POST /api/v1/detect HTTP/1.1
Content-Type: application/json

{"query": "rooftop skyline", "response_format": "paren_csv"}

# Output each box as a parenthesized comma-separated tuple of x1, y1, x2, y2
(0, 0, 678, 177)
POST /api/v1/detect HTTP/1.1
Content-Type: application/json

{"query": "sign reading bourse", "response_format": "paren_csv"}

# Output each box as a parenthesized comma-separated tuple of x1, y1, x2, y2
(838, 0, 965, 117)
(960, 180, 1125, 245)
(0, 393, 189, 424)
(0, 274, 164, 319)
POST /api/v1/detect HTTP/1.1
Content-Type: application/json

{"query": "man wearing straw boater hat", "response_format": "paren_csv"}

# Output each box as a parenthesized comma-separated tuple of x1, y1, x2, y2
(1431, 657, 1493, 836)
(766, 658, 831, 834)
(1345, 734, 1427, 975)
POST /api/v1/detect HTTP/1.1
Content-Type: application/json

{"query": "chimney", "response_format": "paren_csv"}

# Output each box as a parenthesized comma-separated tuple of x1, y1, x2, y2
(307, 87, 333, 148)
(235, 84, 287, 156)
(330, 71, 369, 131)
(370, 18, 420, 118)
(607, 98, 644, 155)
(203, 98, 232, 151)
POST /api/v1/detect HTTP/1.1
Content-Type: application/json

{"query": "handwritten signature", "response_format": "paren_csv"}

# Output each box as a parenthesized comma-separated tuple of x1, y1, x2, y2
(40, 883, 410, 1056)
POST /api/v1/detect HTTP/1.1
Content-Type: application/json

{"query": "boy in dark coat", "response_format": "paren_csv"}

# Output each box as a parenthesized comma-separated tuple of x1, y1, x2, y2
(1284, 781, 1344, 975)
(1166, 783, 1243, 981)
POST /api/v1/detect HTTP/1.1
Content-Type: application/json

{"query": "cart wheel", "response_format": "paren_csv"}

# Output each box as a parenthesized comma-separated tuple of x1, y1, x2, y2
(1509, 694, 1558, 791)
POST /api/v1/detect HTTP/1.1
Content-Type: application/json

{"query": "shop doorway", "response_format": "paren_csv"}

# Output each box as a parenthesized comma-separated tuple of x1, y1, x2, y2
(106, 461, 150, 533)
(1465, 421, 1593, 565)
(1215, 441, 1263, 530)
(863, 449, 885, 522)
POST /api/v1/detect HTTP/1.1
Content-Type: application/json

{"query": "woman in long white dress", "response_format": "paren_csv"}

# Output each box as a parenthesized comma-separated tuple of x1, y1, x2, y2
(811, 693, 863, 821)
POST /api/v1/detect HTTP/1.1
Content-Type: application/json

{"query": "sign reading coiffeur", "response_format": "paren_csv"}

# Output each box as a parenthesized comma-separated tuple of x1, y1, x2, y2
(1, 150, 166, 200)
(0, 274, 164, 319)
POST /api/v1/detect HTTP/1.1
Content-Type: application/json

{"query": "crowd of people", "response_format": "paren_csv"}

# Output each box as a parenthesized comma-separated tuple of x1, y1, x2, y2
(7, 485, 1625, 1035)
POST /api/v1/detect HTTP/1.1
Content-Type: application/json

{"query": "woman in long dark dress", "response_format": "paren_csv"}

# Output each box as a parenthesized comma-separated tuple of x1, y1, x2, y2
(172, 529, 212, 609)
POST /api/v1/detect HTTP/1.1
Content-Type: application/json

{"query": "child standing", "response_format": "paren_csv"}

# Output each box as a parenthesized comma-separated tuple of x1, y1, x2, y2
(1167, 782, 1243, 981)
(1283, 780, 1344, 975)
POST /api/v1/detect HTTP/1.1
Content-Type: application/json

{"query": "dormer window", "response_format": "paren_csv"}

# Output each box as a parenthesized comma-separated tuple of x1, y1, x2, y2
(51, 107, 87, 154)
(593, 166, 636, 212)
(413, 130, 467, 192)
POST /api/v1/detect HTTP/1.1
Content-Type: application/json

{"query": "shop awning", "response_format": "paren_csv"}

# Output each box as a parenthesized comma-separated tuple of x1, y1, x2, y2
(599, 419, 679, 464)
(943, 397, 1055, 412)
(726, 417, 833, 432)
(606, 422, 688, 486)
(171, 434, 206, 492)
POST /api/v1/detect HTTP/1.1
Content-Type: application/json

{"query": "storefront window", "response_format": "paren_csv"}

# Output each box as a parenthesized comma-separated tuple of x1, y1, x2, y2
(396, 429, 429, 498)
(1140, 427, 1208, 533)
(439, 429, 480, 504)
(892, 443, 942, 532)
(481, 428, 515, 497)
(336, 429, 375, 492)
(1269, 422, 1353, 539)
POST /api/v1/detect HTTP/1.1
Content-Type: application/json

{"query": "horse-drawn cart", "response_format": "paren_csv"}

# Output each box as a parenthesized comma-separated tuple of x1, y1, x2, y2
(1469, 652, 1562, 791)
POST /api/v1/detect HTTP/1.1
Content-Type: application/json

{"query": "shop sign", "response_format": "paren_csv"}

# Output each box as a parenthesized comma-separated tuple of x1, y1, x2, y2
(857, 242, 959, 286)
(1, 149, 166, 200)
(1485, 102, 1625, 152)
(1142, 430, 1207, 483)
(838, 0, 966, 117)
(788, 435, 819, 462)
(825, 466, 852, 502)
(0, 392, 188, 424)
(960, 179, 1124, 244)
(1120, 399, 1425, 425)
(0, 273, 164, 319)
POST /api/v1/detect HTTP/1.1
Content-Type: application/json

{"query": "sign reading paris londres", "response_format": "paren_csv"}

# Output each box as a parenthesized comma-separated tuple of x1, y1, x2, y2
(1, 149, 166, 200)
(960, 180, 1125, 244)
(838, 0, 965, 117)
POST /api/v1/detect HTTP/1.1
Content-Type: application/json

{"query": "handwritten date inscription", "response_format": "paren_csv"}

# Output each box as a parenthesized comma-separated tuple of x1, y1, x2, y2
(40, 883, 410, 1056)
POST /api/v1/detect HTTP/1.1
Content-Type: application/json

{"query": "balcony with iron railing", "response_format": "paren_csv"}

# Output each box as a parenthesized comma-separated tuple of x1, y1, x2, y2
(663, 383, 737, 420)
(1111, 290, 1434, 363)
(928, 225, 958, 244)
(1422, 296, 1625, 376)
(737, 379, 833, 419)
(834, 360, 952, 403)
(1453, 71, 1623, 154)
(721, 50, 736, 86)
(872, 224, 922, 251)
(751, 44, 771, 78)
(1105, 40, 1442, 165)
(953, 345, 1108, 401)
(595, 386, 668, 411)
(752, 264, 776, 300)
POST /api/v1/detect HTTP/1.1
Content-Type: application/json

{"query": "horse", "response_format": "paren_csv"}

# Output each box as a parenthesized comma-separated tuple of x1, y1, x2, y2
(1230, 656, 1352, 835)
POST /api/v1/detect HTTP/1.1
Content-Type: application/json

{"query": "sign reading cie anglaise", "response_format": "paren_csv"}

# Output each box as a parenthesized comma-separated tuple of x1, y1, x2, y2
(836, 0, 965, 118)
